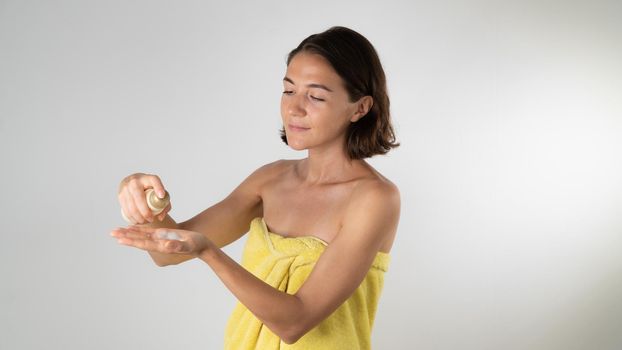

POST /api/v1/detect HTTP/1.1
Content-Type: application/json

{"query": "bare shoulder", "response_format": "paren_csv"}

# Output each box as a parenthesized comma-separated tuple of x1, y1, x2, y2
(353, 161, 400, 203)
(345, 172, 401, 254)
(360, 176, 399, 198)
(253, 158, 302, 185)
(258, 158, 296, 175)
(351, 177, 401, 217)
(247, 159, 289, 182)
(243, 159, 295, 197)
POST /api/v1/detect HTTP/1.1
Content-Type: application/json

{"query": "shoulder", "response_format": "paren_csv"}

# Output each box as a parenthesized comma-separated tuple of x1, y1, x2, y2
(350, 177, 400, 218)
(351, 162, 400, 206)
(247, 159, 291, 180)
(244, 159, 297, 195)
(343, 174, 401, 253)
(255, 158, 298, 175)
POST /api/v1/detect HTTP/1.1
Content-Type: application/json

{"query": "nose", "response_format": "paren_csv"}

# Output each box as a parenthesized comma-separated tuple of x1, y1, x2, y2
(283, 92, 307, 117)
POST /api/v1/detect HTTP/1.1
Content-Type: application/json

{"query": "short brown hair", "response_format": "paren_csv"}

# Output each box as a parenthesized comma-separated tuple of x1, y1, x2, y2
(279, 26, 400, 160)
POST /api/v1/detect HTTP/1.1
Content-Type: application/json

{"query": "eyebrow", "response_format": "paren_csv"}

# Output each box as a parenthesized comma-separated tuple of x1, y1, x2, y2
(283, 77, 333, 92)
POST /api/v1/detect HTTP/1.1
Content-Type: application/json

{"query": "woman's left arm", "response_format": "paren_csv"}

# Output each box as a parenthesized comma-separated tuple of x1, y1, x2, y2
(199, 182, 401, 344)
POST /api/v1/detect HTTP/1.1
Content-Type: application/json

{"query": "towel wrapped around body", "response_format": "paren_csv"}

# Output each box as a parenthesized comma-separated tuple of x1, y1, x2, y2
(224, 216, 391, 349)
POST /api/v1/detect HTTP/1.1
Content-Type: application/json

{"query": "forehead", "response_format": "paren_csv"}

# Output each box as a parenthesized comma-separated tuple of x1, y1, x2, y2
(285, 52, 342, 84)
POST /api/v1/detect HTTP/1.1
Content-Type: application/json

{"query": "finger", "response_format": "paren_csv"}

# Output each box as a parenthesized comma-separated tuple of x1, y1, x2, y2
(111, 227, 150, 239)
(125, 229, 154, 240)
(125, 225, 159, 234)
(110, 227, 124, 238)
(118, 189, 133, 224)
(124, 189, 144, 224)
(158, 203, 172, 221)
(120, 187, 136, 224)
(128, 182, 153, 223)
(114, 226, 156, 241)
(120, 206, 132, 224)
(130, 181, 154, 223)
(118, 236, 187, 254)
(117, 236, 160, 251)
(121, 189, 139, 224)
(147, 175, 167, 199)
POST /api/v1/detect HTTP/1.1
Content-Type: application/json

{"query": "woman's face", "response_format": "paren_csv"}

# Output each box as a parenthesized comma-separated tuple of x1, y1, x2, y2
(281, 52, 364, 151)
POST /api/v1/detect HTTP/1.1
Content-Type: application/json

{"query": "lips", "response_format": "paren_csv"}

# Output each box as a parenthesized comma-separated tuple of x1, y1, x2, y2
(288, 124, 310, 131)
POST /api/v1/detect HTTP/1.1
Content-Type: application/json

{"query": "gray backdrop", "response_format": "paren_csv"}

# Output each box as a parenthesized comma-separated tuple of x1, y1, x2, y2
(1, 0, 621, 349)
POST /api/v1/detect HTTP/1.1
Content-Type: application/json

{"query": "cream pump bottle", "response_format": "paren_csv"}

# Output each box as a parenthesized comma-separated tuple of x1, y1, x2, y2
(121, 188, 170, 223)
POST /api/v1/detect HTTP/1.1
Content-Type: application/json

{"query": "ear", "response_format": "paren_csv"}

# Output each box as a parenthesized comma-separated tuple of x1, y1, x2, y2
(350, 96, 374, 122)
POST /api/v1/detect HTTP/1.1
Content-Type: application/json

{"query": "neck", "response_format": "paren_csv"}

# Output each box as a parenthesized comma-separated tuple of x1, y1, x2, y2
(297, 146, 363, 186)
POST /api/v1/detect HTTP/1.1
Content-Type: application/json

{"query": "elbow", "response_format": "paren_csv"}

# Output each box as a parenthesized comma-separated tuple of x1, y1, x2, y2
(281, 329, 302, 345)
(273, 295, 312, 344)
(282, 337, 298, 345)
(279, 321, 311, 345)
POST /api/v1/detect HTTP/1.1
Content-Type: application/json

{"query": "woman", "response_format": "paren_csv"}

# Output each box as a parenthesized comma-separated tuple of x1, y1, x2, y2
(111, 26, 401, 349)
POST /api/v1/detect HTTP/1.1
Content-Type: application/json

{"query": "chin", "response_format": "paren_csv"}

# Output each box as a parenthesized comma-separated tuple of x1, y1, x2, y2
(286, 138, 308, 151)
(288, 143, 308, 151)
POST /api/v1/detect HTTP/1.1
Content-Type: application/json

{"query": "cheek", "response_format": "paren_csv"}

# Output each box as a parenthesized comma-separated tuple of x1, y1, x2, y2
(313, 102, 344, 120)
(306, 100, 328, 114)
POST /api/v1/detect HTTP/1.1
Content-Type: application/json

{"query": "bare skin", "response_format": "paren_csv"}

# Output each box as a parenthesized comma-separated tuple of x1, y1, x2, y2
(261, 158, 397, 254)
(111, 51, 401, 344)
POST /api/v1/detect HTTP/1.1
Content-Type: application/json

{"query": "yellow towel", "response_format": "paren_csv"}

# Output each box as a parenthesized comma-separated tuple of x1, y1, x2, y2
(224, 217, 391, 349)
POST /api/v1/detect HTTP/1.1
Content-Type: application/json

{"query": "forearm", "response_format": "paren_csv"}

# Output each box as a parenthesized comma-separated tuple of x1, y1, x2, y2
(136, 214, 194, 266)
(199, 245, 303, 342)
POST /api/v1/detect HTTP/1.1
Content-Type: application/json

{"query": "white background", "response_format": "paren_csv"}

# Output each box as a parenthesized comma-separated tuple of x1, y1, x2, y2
(1, 0, 620, 349)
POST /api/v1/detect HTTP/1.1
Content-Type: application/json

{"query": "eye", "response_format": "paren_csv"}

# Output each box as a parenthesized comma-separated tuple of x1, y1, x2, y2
(310, 96, 325, 102)
(282, 90, 293, 95)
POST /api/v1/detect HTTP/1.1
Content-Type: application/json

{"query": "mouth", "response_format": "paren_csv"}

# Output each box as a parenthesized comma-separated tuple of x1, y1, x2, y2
(288, 124, 310, 132)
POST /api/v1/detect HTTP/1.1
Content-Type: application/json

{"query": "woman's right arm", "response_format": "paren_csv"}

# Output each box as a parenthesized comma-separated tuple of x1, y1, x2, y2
(120, 161, 278, 267)
(176, 160, 275, 250)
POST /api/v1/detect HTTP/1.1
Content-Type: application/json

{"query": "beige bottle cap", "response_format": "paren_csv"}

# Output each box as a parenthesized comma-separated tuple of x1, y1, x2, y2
(121, 188, 171, 223)
(146, 188, 170, 214)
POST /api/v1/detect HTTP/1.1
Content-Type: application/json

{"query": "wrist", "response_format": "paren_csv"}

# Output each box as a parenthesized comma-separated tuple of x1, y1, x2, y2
(198, 242, 217, 261)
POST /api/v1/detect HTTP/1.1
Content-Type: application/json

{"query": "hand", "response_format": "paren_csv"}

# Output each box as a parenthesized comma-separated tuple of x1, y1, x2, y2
(118, 173, 171, 224)
(110, 225, 212, 257)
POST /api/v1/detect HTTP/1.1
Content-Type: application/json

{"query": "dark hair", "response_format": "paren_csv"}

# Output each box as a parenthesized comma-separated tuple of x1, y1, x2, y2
(279, 26, 400, 160)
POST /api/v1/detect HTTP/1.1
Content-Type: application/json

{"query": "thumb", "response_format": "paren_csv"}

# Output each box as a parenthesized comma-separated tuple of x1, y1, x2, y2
(165, 239, 189, 254)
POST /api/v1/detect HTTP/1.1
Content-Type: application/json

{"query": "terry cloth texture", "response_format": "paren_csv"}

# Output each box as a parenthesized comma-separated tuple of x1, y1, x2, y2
(224, 217, 390, 349)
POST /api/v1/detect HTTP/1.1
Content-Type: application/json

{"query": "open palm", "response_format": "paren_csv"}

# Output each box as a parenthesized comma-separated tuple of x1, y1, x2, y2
(110, 225, 211, 257)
